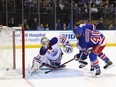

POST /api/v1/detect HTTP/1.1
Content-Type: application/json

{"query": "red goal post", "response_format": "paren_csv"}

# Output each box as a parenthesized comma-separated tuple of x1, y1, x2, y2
(22, 26, 25, 78)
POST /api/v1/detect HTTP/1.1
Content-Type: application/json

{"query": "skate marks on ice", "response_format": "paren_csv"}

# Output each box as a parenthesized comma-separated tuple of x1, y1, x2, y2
(25, 68, 84, 79)
(25, 61, 116, 79)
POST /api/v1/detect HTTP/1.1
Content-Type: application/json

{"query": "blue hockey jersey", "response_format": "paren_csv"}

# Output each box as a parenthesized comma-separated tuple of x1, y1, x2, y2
(77, 26, 106, 52)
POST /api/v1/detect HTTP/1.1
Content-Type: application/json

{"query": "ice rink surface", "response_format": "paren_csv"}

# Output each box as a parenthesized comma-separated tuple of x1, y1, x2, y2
(0, 47, 116, 87)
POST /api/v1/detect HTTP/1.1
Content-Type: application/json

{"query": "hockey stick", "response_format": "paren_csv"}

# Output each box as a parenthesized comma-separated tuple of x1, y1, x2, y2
(45, 57, 75, 74)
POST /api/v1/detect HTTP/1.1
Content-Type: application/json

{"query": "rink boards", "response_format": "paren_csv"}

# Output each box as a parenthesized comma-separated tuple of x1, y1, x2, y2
(14, 27, 116, 48)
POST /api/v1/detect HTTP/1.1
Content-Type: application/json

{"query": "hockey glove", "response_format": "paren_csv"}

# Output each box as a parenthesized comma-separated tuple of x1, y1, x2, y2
(62, 41, 73, 54)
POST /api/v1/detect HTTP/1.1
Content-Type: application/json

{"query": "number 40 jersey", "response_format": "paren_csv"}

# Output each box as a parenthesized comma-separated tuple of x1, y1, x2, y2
(77, 26, 106, 52)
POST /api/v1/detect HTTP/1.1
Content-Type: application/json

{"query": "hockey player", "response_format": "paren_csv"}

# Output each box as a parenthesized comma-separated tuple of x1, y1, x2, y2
(29, 36, 73, 74)
(73, 26, 113, 76)
(76, 24, 113, 69)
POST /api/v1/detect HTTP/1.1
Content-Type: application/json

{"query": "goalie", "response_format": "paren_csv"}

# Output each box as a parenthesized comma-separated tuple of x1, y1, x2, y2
(29, 35, 73, 74)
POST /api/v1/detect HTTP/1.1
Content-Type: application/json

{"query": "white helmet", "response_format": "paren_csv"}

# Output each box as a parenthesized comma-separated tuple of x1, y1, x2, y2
(41, 37, 50, 49)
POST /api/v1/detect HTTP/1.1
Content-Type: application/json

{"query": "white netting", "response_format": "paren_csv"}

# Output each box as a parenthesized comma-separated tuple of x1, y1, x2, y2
(0, 26, 22, 79)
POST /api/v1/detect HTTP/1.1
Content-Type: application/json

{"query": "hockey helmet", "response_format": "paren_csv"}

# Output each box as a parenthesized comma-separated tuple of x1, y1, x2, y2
(73, 26, 83, 35)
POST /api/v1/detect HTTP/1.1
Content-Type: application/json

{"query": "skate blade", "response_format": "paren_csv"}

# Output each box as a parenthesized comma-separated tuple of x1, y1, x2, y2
(104, 64, 114, 70)
(95, 75, 101, 78)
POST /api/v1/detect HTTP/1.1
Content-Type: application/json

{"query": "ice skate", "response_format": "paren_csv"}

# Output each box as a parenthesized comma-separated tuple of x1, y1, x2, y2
(79, 64, 87, 68)
(103, 61, 113, 69)
(79, 60, 88, 68)
(90, 65, 94, 71)
(95, 68, 101, 77)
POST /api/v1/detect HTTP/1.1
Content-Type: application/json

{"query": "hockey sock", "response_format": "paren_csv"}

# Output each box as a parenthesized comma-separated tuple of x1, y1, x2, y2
(98, 52, 110, 63)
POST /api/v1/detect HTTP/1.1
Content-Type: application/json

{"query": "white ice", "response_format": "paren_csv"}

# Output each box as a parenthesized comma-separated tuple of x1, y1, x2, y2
(0, 47, 116, 87)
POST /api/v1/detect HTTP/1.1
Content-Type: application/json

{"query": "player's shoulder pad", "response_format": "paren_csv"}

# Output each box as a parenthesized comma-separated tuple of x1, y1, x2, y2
(50, 37, 58, 46)
(81, 25, 86, 31)
(39, 47, 47, 55)
(86, 24, 95, 30)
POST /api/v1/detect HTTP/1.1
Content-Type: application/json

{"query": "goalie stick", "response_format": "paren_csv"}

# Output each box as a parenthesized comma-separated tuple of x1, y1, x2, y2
(45, 57, 75, 74)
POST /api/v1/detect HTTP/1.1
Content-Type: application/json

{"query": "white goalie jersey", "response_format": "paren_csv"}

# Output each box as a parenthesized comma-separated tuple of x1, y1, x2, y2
(36, 35, 73, 66)
(30, 36, 73, 74)
(34, 54, 51, 66)
(33, 37, 63, 68)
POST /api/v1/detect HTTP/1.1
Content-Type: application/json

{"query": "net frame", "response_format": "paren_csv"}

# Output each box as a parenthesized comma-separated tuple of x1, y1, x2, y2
(0, 26, 25, 78)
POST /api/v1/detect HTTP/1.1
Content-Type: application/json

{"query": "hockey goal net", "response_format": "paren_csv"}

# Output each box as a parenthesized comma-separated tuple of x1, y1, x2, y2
(0, 26, 25, 79)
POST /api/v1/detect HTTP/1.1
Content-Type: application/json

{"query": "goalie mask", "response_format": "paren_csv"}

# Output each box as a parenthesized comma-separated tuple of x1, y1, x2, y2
(41, 37, 50, 49)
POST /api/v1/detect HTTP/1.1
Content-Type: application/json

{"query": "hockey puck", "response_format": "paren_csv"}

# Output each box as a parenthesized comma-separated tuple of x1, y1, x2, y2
(6, 68, 9, 71)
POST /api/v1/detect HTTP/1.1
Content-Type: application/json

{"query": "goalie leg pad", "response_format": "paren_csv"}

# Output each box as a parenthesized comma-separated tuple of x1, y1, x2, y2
(29, 59, 41, 75)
